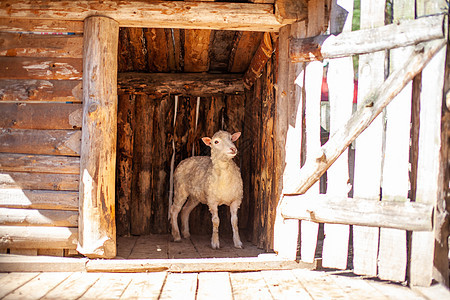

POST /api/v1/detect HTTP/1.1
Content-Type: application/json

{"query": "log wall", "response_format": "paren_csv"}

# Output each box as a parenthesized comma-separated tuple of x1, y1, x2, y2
(0, 20, 82, 255)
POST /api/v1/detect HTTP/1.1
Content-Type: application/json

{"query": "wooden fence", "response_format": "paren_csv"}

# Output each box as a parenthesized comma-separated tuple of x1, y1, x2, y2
(274, 0, 448, 287)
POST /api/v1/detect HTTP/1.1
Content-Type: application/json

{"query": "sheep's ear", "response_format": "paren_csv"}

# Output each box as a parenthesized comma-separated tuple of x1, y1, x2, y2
(231, 132, 241, 142)
(202, 137, 212, 146)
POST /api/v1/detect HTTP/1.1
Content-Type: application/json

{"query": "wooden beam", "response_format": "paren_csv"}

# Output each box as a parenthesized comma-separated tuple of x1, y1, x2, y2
(0, 153, 80, 174)
(0, 1, 289, 32)
(281, 194, 433, 232)
(243, 32, 273, 89)
(228, 32, 263, 73)
(290, 14, 447, 62)
(0, 208, 78, 227)
(285, 38, 445, 196)
(184, 29, 212, 72)
(0, 189, 78, 210)
(275, 0, 308, 24)
(0, 172, 79, 191)
(118, 73, 244, 96)
(78, 16, 118, 259)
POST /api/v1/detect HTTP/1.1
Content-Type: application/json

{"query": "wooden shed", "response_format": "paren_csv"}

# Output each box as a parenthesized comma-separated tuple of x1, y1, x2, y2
(0, 0, 449, 290)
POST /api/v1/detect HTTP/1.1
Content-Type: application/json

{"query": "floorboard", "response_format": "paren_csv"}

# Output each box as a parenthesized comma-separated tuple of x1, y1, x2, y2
(229, 271, 273, 300)
(41, 272, 101, 300)
(120, 272, 167, 300)
(197, 272, 233, 299)
(0, 272, 40, 299)
(159, 272, 198, 300)
(78, 273, 134, 299)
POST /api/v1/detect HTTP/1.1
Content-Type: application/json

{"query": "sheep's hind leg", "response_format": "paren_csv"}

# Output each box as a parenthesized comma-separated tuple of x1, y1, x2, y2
(230, 201, 243, 248)
(170, 190, 188, 242)
(180, 197, 199, 238)
(208, 204, 220, 249)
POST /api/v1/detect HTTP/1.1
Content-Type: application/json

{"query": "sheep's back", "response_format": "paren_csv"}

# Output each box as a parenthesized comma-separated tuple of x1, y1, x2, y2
(174, 156, 212, 199)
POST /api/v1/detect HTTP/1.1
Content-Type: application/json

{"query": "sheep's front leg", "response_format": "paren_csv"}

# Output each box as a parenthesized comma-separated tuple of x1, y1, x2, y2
(230, 201, 243, 248)
(170, 203, 182, 242)
(209, 204, 220, 249)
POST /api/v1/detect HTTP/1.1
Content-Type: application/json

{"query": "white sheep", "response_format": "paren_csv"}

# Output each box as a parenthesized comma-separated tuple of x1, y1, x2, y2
(170, 130, 243, 249)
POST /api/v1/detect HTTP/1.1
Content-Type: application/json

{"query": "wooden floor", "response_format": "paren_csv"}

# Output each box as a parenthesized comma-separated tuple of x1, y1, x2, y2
(116, 234, 265, 259)
(1, 269, 449, 299)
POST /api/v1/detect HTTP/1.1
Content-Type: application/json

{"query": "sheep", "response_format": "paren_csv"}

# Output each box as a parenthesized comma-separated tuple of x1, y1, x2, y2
(170, 130, 243, 249)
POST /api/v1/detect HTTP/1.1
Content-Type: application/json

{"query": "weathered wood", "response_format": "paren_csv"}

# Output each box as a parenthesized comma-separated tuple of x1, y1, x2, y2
(0, 1, 290, 32)
(290, 14, 447, 62)
(41, 272, 102, 299)
(0, 225, 78, 249)
(0, 32, 83, 58)
(0, 79, 82, 102)
(0, 189, 78, 210)
(351, 0, 385, 278)
(118, 73, 245, 96)
(0, 18, 83, 33)
(274, 0, 308, 24)
(184, 29, 211, 72)
(321, 0, 353, 270)
(209, 30, 237, 73)
(286, 38, 446, 196)
(0, 153, 80, 174)
(124, 28, 147, 72)
(243, 32, 273, 89)
(145, 28, 170, 73)
(0, 171, 79, 191)
(0, 103, 82, 130)
(0, 208, 77, 227)
(0, 57, 82, 80)
(0, 129, 81, 156)
(78, 16, 118, 259)
(228, 31, 263, 73)
(281, 194, 433, 231)
(116, 272, 168, 299)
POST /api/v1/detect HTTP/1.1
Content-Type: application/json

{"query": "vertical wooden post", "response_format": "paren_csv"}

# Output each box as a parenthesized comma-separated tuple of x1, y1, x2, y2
(78, 16, 119, 258)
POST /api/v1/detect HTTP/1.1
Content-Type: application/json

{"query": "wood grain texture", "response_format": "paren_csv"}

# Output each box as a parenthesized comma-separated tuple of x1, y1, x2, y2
(0, 171, 79, 191)
(0, 189, 78, 210)
(0, 153, 79, 174)
(228, 31, 263, 73)
(184, 29, 211, 72)
(0, 18, 83, 33)
(0, 207, 78, 227)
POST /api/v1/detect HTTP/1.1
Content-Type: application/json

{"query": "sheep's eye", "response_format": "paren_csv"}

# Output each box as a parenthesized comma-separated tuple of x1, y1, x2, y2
(214, 140, 219, 144)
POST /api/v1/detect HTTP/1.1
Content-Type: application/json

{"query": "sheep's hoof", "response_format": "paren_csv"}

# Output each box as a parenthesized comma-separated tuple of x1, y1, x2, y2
(234, 244, 243, 249)
(182, 232, 191, 239)
(172, 236, 182, 243)
(211, 242, 220, 250)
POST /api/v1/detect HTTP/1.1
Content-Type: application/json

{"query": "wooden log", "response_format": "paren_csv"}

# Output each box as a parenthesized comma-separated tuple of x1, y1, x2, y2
(125, 28, 147, 72)
(145, 28, 170, 73)
(209, 30, 237, 73)
(281, 195, 433, 232)
(0, 225, 77, 249)
(286, 38, 446, 196)
(228, 32, 263, 73)
(0, 32, 83, 58)
(0, 1, 288, 32)
(78, 16, 118, 259)
(274, 0, 307, 24)
(0, 207, 78, 227)
(0, 171, 79, 191)
(0, 103, 82, 130)
(243, 32, 273, 89)
(184, 29, 212, 72)
(0, 57, 82, 80)
(0, 153, 80, 174)
(0, 129, 81, 156)
(118, 73, 245, 96)
(0, 79, 82, 103)
(0, 189, 78, 210)
(0, 19, 83, 34)
(290, 14, 447, 62)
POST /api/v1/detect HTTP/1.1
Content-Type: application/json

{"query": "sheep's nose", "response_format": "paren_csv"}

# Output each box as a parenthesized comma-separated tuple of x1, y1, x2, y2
(230, 147, 237, 154)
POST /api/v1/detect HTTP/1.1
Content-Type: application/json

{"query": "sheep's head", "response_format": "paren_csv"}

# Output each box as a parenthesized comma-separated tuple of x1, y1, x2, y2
(202, 130, 241, 160)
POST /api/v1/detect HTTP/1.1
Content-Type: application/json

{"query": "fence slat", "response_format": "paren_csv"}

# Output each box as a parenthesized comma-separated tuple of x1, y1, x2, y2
(321, 0, 353, 270)
(352, 0, 385, 277)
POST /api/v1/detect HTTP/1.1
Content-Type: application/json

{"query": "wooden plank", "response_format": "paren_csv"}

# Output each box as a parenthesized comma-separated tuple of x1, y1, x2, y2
(209, 30, 236, 73)
(0, 153, 80, 174)
(0, 32, 83, 58)
(0, 18, 83, 33)
(0, 225, 77, 250)
(291, 269, 348, 299)
(321, 0, 353, 270)
(0, 1, 287, 32)
(184, 29, 211, 72)
(124, 28, 147, 72)
(118, 73, 245, 96)
(0, 129, 81, 156)
(352, 0, 385, 277)
(330, 272, 390, 300)
(275, 0, 308, 24)
(41, 272, 102, 300)
(145, 28, 170, 72)
(0, 272, 40, 299)
(290, 14, 447, 62)
(0, 189, 78, 210)
(116, 236, 138, 259)
(261, 270, 312, 299)
(228, 31, 263, 73)
(0, 57, 82, 80)
(243, 32, 273, 89)
(9, 248, 37, 256)
(0, 79, 82, 103)
(78, 273, 134, 300)
(0, 172, 79, 190)
(38, 249, 64, 257)
(197, 272, 233, 299)
(281, 194, 433, 231)
(285, 38, 445, 196)
(0, 103, 82, 130)
(78, 16, 118, 259)
(230, 272, 272, 300)
(159, 272, 197, 300)
(0, 207, 77, 227)
(3, 272, 71, 299)
(120, 272, 168, 300)
(0, 254, 87, 272)
(377, 1, 414, 283)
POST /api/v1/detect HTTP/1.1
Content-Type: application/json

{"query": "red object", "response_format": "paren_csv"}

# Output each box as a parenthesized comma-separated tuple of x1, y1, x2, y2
(321, 77, 358, 103)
